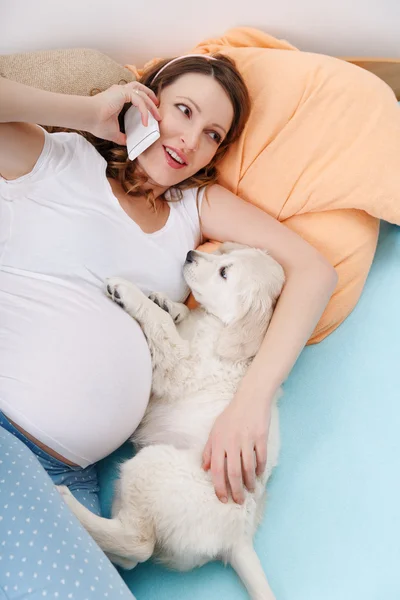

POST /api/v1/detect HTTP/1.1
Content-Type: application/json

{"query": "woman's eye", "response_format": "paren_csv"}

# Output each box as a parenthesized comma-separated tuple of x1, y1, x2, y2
(208, 131, 222, 144)
(219, 267, 227, 279)
(177, 104, 191, 118)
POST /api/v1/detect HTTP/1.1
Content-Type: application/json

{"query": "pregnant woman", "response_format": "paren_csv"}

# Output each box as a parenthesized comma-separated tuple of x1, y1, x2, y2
(0, 54, 336, 598)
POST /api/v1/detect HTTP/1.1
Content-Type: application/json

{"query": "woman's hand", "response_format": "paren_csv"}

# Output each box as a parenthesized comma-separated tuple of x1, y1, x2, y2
(202, 394, 272, 504)
(0, 77, 161, 139)
(87, 82, 161, 145)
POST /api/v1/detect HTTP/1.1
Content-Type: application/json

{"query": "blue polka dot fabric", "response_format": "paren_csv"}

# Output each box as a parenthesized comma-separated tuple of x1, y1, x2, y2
(0, 422, 135, 599)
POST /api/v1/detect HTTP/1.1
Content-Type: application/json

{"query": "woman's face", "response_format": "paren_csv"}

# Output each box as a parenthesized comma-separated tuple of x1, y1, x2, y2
(136, 73, 234, 191)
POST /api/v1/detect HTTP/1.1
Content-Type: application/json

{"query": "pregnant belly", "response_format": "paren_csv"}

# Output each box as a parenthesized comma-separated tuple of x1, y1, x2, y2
(0, 274, 152, 467)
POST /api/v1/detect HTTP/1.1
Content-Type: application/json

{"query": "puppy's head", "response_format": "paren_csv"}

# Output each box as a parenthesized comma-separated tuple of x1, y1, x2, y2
(183, 242, 285, 360)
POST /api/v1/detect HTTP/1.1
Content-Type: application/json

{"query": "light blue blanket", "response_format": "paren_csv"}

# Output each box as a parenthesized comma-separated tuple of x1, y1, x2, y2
(99, 221, 400, 600)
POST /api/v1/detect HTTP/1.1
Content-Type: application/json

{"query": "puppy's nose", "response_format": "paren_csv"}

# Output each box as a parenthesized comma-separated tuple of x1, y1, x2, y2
(186, 250, 195, 264)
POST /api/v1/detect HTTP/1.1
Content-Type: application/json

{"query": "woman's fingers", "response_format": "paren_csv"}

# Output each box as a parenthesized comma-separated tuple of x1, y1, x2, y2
(130, 81, 159, 106)
(208, 443, 259, 505)
(202, 437, 212, 471)
(211, 447, 229, 503)
(125, 83, 161, 125)
(130, 93, 149, 126)
(255, 439, 267, 477)
(227, 449, 245, 505)
(129, 91, 161, 125)
(241, 445, 256, 493)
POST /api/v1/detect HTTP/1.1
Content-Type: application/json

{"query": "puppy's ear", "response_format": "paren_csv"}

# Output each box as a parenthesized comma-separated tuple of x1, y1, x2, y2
(216, 295, 274, 361)
(217, 242, 250, 255)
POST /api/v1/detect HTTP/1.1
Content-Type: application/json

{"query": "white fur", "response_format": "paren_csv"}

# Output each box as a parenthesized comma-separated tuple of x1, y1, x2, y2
(58, 243, 285, 600)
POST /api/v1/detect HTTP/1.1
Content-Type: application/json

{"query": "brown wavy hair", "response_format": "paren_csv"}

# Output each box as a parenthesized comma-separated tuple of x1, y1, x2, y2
(46, 54, 250, 208)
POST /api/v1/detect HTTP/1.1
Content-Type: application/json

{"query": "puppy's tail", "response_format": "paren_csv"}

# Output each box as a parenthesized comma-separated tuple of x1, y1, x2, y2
(230, 542, 276, 600)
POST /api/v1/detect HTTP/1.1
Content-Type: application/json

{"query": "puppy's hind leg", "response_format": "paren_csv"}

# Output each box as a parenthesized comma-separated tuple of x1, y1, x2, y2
(230, 541, 276, 600)
(104, 552, 140, 570)
(57, 486, 155, 568)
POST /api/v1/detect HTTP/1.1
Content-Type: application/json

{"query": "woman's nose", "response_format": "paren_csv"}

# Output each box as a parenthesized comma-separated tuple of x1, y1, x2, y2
(181, 128, 201, 152)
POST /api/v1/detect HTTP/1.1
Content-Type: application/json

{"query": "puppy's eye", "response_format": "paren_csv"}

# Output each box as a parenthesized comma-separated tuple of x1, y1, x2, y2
(219, 267, 227, 279)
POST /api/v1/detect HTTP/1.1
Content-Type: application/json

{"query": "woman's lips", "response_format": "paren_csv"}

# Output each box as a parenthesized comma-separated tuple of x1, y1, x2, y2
(163, 146, 187, 170)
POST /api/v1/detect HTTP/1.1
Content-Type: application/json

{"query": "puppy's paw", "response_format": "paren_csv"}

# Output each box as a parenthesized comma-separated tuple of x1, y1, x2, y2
(106, 277, 129, 309)
(56, 485, 75, 509)
(56, 484, 71, 497)
(149, 292, 188, 323)
(56, 485, 84, 520)
(109, 555, 139, 570)
(106, 278, 145, 313)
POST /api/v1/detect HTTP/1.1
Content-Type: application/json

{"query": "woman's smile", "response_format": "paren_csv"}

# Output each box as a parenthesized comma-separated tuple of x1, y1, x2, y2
(163, 145, 188, 169)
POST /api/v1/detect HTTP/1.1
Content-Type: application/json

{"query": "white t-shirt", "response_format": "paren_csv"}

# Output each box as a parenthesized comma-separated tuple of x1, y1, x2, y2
(0, 128, 204, 467)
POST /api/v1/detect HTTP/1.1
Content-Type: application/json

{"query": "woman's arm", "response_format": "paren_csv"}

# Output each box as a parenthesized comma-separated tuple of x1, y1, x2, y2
(0, 77, 97, 180)
(0, 77, 94, 129)
(200, 184, 338, 504)
(0, 77, 160, 180)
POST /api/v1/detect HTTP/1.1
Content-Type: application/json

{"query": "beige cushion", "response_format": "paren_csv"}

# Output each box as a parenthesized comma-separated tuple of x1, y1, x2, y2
(0, 47, 135, 96)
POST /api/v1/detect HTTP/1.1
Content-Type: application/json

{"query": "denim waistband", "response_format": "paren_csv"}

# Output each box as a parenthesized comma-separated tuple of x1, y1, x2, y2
(0, 410, 82, 471)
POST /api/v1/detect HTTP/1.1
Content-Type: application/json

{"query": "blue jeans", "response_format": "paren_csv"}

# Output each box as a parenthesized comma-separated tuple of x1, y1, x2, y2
(0, 412, 135, 599)
(0, 411, 101, 514)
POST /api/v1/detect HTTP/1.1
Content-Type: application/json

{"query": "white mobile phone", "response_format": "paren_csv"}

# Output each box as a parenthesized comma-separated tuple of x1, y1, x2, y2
(124, 106, 160, 161)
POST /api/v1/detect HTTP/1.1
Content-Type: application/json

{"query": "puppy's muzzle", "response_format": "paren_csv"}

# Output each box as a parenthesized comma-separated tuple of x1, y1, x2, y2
(185, 251, 196, 264)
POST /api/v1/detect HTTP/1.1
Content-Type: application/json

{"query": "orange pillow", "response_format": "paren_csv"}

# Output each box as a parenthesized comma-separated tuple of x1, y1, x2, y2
(188, 28, 400, 343)
(129, 28, 400, 343)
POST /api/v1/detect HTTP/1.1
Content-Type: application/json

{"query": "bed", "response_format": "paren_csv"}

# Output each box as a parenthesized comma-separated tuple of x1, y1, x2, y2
(97, 220, 400, 600)
(1, 4, 400, 598)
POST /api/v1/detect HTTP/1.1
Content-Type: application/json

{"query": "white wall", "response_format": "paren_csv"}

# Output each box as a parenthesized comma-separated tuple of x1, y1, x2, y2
(1, 0, 399, 65)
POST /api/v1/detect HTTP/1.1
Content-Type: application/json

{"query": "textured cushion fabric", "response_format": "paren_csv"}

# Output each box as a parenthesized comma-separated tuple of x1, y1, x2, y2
(98, 222, 400, 600)
(0, 47, 135, 96)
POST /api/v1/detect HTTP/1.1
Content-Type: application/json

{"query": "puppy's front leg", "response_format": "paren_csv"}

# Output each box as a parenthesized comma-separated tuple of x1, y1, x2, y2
(106, 278, 189, 374)
(149, 291, 189, 324)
